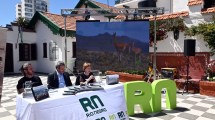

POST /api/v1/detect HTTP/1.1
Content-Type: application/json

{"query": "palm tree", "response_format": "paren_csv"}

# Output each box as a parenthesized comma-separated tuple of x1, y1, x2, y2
(16, 17, 29, 48)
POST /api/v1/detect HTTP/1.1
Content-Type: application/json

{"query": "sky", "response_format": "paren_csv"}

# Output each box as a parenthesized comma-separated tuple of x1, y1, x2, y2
(0, 0, 115, 27)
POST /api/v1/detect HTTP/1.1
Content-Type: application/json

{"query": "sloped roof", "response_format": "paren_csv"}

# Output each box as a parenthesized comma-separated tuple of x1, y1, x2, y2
(29, 12, 79, 36)
(116, 11, 189, 21)
(90, 0, 119, 13)
(42, 12, 77, 31)
(75, 0, 111, 9)
(148, 11, 189, 21)
(74, 0, 119, 14)
(201, 7, 215, 14)
(187, 0, 203, 6)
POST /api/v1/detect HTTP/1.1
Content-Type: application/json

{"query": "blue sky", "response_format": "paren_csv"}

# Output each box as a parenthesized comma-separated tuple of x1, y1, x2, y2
(0, 0, 115, 27)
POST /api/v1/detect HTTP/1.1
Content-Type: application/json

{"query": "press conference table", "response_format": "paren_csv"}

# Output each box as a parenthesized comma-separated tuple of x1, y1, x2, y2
(16, 84, 129, 120)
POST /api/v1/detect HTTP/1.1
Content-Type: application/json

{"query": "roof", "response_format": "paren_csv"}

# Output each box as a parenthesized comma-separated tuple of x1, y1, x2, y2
(89, 0, 119, 13)
(75, 0, 111, 9)
(42, 12, 77, 31)
(28, 12, 78, 36)
(148, 11, 189, 21)
(187, 0, 203, 6)
(115, 11, 189, 21)
(74, 0, 119, 15)
(201, 7, 215, 14)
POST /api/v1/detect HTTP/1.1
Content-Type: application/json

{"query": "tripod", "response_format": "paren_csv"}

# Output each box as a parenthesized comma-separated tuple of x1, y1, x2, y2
(182, 56, 199, 95)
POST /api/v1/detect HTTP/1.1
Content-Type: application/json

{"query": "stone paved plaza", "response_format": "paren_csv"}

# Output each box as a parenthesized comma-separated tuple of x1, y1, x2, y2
(1, 74, 215, 120)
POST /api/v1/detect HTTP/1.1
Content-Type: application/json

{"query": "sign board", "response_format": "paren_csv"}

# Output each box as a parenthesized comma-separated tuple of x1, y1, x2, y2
(77, 88, 129, 120)
(76, 21, 150, 72)
(16, 84, 129, 120)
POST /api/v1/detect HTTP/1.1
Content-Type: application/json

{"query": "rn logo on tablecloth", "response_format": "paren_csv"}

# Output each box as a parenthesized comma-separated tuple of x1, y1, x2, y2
(79, 95, 107, 118)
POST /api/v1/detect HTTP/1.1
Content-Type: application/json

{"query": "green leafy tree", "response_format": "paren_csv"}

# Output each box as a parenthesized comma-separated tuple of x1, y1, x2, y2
(185, 15, 215, 55)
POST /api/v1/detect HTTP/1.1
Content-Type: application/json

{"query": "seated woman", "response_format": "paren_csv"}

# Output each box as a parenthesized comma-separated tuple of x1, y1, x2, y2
(79, 62, 96, 85)
(16, 63, 43, 94)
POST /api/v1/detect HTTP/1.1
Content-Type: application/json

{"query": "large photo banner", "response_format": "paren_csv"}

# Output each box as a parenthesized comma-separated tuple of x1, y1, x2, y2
(0, 28, 7, 102)
(76, 21, 150, 72)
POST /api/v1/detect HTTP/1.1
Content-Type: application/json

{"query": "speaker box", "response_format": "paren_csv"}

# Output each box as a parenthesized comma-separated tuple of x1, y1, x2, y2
(184, 39, 196, 56)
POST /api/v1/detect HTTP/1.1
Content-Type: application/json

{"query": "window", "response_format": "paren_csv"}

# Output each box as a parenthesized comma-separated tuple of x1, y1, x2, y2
(19, 43, 37, 61)
(36, 6, 41, 9)
(25, 8, 32, 12)
(25, 13, 32, 17)
(18, 9, 21, 11)
(43, 43, 47, 58)
(25, 0, 32, 3)
(138, 0, 156, 7)
(31, 44, 37, 60)
(18, 13, 21, 15)
(25, 4, 32, 7)
(72, 42, 76, 58)
(204, 0, 215, 9)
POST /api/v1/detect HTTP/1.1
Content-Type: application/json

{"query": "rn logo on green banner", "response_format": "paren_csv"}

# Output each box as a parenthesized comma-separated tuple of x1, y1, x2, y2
(79, 95, 107, 118)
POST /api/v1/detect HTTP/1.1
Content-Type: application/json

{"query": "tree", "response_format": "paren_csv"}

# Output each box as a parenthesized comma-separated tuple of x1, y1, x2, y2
(185, 15, 215, 55)
(16, 17, 29, 48)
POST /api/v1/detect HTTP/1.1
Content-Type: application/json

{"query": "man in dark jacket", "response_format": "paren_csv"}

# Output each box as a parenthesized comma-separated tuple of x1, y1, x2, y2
(47, 61, 72, 89)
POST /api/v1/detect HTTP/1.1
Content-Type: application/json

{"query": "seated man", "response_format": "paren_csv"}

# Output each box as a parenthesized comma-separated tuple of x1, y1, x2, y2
(16, 63, 43, 94)
(47, 61, 72, 89)
(79, 62, 96, 85)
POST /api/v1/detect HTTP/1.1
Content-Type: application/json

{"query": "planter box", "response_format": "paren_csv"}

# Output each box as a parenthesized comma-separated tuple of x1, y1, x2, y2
(106, 71, 146, 82)
(200, 81, 215, 97)
(175, 79, 200, 93)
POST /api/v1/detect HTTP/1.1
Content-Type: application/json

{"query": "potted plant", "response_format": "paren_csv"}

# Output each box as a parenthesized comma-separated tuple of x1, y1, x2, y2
(150, 17, 186, 46)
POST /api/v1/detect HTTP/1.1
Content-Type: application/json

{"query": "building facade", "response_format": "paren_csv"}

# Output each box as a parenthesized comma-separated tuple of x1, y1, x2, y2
(114, 0, 215, 56)
(15, 0, 49, 21)
(2, 0, 214, 79)
(15, 3, 22, 19)
(114, 0, 215, 78)
(4, 0, 111, 74)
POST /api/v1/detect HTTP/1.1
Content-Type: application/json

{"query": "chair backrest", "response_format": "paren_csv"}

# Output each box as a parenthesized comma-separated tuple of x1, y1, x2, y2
(75, 76, 80, 85)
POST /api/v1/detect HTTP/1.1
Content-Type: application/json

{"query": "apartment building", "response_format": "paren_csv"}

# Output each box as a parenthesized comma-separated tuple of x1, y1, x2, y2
(15, 0, 49, 21)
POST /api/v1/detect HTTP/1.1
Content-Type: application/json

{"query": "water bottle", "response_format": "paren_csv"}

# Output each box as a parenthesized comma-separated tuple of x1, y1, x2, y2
(98, 71, 103, 85)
